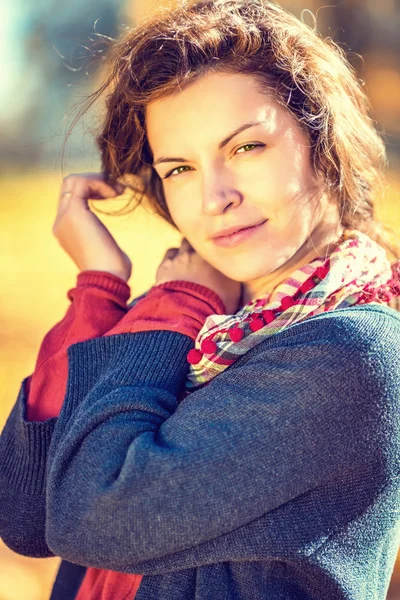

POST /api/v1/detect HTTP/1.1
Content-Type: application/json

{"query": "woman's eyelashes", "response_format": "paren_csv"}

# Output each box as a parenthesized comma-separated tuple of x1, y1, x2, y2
(235, 142, 264, 155)
(162, 165, 191, 179)
(161, 143, 266, 179)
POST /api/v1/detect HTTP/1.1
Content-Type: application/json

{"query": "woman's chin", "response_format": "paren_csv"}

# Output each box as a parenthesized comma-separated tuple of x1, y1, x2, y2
(218, 263, 274, 285)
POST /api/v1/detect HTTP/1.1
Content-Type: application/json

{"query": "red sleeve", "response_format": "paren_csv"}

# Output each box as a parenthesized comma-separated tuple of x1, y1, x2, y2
(25, 274, 225, 422)
(25, 271, 131, 422)
(104, 280, 226, 340)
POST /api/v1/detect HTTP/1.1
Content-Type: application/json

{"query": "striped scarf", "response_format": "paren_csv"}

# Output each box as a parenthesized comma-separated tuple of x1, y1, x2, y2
(184, 229, 400, 393)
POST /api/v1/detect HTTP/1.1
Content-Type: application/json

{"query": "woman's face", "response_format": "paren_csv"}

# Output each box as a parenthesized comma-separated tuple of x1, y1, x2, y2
(146, 71, 341, 300)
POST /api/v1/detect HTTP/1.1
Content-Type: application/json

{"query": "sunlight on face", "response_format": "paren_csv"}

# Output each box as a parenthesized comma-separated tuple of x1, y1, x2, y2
(146, 71, 341, 300)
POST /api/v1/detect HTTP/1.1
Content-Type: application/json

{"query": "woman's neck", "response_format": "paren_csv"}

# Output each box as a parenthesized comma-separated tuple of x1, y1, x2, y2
(240, 224, 345, 308)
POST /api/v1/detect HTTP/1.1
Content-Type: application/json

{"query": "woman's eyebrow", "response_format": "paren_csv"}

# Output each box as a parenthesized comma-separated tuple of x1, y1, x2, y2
(152, 119, 267, 167)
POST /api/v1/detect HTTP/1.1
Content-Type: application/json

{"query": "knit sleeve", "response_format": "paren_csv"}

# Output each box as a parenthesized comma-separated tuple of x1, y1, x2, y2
(44, 307, 400, 574)
(0, 378, 57, 557)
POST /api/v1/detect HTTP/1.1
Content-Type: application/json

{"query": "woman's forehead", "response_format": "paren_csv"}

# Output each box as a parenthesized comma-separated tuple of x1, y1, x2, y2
(146, 71, 278, 119)
(145, 72, 291, 151)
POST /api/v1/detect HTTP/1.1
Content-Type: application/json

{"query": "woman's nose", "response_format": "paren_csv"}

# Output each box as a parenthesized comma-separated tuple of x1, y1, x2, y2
(201, 174, 243, 216)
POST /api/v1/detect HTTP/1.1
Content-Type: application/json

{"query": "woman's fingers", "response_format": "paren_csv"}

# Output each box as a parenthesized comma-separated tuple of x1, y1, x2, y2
(55, 175, 127, 228)
(60, 175, 126, 202)
(163, 247, 180, 260)
(162, 240, 194, 263)
(179, 238, 195, 253)
(52, 173, 131, 281)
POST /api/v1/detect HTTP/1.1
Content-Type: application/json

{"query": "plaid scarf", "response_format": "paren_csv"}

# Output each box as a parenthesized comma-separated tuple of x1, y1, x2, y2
(184, 229, 400, 394)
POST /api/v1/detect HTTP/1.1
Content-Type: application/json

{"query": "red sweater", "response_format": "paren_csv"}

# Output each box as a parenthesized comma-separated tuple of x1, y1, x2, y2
(25, 270, 225, 600)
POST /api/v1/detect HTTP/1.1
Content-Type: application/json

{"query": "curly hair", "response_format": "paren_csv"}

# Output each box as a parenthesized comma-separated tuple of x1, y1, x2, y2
(63, 0, 399, 263)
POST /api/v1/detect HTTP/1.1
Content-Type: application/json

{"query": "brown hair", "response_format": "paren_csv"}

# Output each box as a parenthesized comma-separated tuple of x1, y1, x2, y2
(63, 0, 399, 264)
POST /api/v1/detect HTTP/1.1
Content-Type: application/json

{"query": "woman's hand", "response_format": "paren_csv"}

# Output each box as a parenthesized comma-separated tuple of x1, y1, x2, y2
(52, 173, 131, 281)
(156, 238, 242, 314)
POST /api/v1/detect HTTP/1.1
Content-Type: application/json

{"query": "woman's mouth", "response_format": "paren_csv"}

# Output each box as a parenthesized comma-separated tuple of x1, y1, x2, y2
(212, 220, 268, 248)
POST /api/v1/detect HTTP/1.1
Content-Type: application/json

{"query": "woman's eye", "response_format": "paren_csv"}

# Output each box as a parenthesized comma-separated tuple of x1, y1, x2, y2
(235, 143, 264, 154)
(162, 166, 192, 180)
(161, 144, 265, 179)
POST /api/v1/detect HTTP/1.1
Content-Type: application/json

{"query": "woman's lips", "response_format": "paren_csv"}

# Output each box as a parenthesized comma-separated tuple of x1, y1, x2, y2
(212, 220, 268, 248)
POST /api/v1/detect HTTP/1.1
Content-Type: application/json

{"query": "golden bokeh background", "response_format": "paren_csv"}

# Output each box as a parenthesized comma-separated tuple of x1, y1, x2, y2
(1, 0, 400, 598)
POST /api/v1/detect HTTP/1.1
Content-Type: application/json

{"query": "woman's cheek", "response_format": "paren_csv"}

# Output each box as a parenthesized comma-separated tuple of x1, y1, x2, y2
(167, 201, 198, 240)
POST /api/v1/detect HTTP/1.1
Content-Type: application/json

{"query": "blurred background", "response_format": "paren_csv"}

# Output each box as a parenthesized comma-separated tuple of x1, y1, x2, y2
(1, 0, 399, 598)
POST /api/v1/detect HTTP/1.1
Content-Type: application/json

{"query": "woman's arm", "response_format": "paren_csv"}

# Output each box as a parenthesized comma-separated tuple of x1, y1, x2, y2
(0, 271, 130, 556)
(0, 381, 57, 557)
(45, 301, 400, 574)
(0, 276, 222, 558)
(1, 171, 144, 556)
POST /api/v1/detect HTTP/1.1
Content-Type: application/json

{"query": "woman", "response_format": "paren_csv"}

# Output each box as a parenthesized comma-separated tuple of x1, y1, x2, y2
(1, 0, 400, 598)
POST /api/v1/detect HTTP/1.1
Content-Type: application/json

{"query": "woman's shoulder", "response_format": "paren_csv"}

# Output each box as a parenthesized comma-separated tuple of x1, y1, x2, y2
(312, 302, 400, 323)
(234, 302, 400, 373)
(281, 302, 400, 342)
